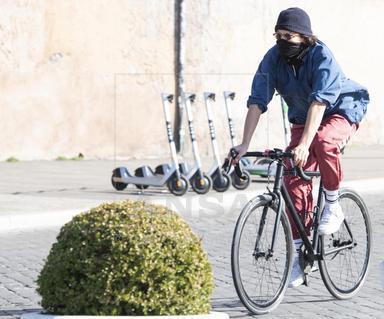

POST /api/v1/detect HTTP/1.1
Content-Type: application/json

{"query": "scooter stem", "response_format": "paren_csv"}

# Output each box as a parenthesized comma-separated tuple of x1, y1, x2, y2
(161, 93, 181, 179)
(183, 92, 202, 170)
(223, 91, 237, 147)
(203, 92, 221, 164)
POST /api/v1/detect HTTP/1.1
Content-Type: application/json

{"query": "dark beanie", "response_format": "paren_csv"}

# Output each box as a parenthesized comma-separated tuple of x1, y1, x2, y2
(275, 7, 312, 36)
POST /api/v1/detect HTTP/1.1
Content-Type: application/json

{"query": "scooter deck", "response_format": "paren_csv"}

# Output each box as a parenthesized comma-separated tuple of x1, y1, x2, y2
(113, 166, 178, 187)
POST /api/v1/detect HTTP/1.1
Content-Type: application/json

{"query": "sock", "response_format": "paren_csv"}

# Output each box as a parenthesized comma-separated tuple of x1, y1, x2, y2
(324, 188, 339, 207)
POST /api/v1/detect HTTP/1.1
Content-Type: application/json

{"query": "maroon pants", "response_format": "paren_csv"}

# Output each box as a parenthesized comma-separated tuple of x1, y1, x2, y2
(284, 114, 357, 239)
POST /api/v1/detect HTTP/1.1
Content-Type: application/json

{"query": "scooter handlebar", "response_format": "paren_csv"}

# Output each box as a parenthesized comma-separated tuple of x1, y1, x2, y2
(161, 93, 174, 103)
(184, 92, 196, 102)
(223, 91, 235, 100)
(204, 92, 216, 101)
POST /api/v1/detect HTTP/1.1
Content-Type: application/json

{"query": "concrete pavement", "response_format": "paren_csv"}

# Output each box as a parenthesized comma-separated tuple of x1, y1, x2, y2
(1, 145, 384, 230)
(0, 145, 383, 318)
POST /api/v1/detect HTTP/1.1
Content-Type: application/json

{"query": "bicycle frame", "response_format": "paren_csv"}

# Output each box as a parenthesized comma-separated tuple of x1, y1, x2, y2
(274, 158, 321, 261)
(250, 157, 316, 260)
(225, 148, 358, 262)
(265, 158, 356, 261)
(230, 148, 371, 314)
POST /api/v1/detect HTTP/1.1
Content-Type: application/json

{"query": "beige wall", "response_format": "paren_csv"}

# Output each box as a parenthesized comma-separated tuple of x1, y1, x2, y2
(1, 0, 383, 160)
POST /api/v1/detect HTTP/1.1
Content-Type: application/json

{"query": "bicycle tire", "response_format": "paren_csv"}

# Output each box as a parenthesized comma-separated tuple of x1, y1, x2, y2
(318, 188, 372, 299)
(231, 194, 293, 315)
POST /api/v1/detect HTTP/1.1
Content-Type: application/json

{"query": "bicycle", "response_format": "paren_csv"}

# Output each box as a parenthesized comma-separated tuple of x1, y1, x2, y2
(226, 148, 372, 315)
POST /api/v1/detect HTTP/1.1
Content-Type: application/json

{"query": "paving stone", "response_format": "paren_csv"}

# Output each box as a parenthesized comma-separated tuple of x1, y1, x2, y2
(0, 194, 383, 318)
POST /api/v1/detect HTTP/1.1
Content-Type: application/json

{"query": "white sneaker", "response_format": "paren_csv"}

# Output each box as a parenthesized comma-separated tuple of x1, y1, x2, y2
(288, 257, 304, 288)
(318, 202, 345, 235)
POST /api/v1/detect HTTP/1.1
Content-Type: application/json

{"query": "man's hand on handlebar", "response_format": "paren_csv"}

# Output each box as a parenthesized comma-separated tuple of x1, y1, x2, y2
(224, 147, 248, 181)
(292, 144, 309, 168)
(228, 144, 248, 164)
(226, 147, 315, 182)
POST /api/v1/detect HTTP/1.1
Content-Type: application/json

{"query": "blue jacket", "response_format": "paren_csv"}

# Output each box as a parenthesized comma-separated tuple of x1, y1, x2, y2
(247, 41, 370, 124)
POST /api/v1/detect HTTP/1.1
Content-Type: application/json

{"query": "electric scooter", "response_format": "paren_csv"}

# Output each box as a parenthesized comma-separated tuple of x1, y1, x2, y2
(203, 92, 231, 192)
(180, 92, 212, 194)
(222, 91, 251, 190)
(148, 93, 211, 194)
(223, 91, 277, 178)
(111, 93, 189, 196)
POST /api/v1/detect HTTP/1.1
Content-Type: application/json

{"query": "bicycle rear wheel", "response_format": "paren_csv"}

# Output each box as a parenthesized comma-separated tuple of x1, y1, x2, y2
(318, 188, 372, 299)
(231, 195, 293, 315)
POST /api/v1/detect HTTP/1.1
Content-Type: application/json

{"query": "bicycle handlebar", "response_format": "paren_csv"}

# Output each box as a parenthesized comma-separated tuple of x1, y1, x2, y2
(294, 165, 313, 181)
(244, 149, 294, 159)
(225, 148, 316, 182)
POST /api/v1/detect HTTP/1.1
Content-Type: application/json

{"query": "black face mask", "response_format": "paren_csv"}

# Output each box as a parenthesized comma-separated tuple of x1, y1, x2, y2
(276, 39, 308, 64)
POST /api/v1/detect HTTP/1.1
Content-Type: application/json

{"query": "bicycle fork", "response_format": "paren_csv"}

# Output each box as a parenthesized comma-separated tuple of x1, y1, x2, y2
(269, 160, 285, 258)
(253, 160, 285, 260)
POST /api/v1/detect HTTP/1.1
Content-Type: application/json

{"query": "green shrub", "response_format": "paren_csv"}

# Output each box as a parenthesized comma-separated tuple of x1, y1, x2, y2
(37, 200, 213, 315)
(55, 155, 69, 160)
(6, 156, 19, 162)
(55, 153, 84, 161)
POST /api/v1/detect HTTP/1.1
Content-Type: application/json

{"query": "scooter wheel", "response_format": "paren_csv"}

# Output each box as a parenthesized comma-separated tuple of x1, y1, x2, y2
(167, 176, 188, 196)
(135, 184, 149, 190)
(231, 170, 251, 190)
(212, 171, 231, 192)
(111, 172, 128, 191)
(191, 174, 212, 195)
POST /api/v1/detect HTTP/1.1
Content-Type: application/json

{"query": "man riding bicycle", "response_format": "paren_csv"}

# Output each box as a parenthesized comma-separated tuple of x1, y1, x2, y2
(231, 7, 370, 287)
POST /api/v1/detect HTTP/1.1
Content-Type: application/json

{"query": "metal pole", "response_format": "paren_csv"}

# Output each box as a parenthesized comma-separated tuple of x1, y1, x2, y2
(173, 0, 185, 153)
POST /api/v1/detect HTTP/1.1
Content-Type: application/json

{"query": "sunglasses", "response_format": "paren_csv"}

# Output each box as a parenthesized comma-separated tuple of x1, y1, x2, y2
(273, 32, 300, 41)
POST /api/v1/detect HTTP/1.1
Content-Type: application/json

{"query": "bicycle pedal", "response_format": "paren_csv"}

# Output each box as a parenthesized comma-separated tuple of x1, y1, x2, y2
(303, 263, 318, 274)
(303, 264, 312, 274)
(311, 264, 319, 273)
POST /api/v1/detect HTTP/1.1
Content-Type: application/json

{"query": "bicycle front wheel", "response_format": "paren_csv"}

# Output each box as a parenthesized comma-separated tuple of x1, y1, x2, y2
(231, 195, 293, 315)
(319, 188, 372, 299)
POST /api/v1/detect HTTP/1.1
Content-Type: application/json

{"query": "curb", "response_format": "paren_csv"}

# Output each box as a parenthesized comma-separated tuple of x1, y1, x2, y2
(21, 312, 230, 319)
(340, 178, 384, 195)
(0, 187, 264, 232)
(0, 209, 88, 232)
